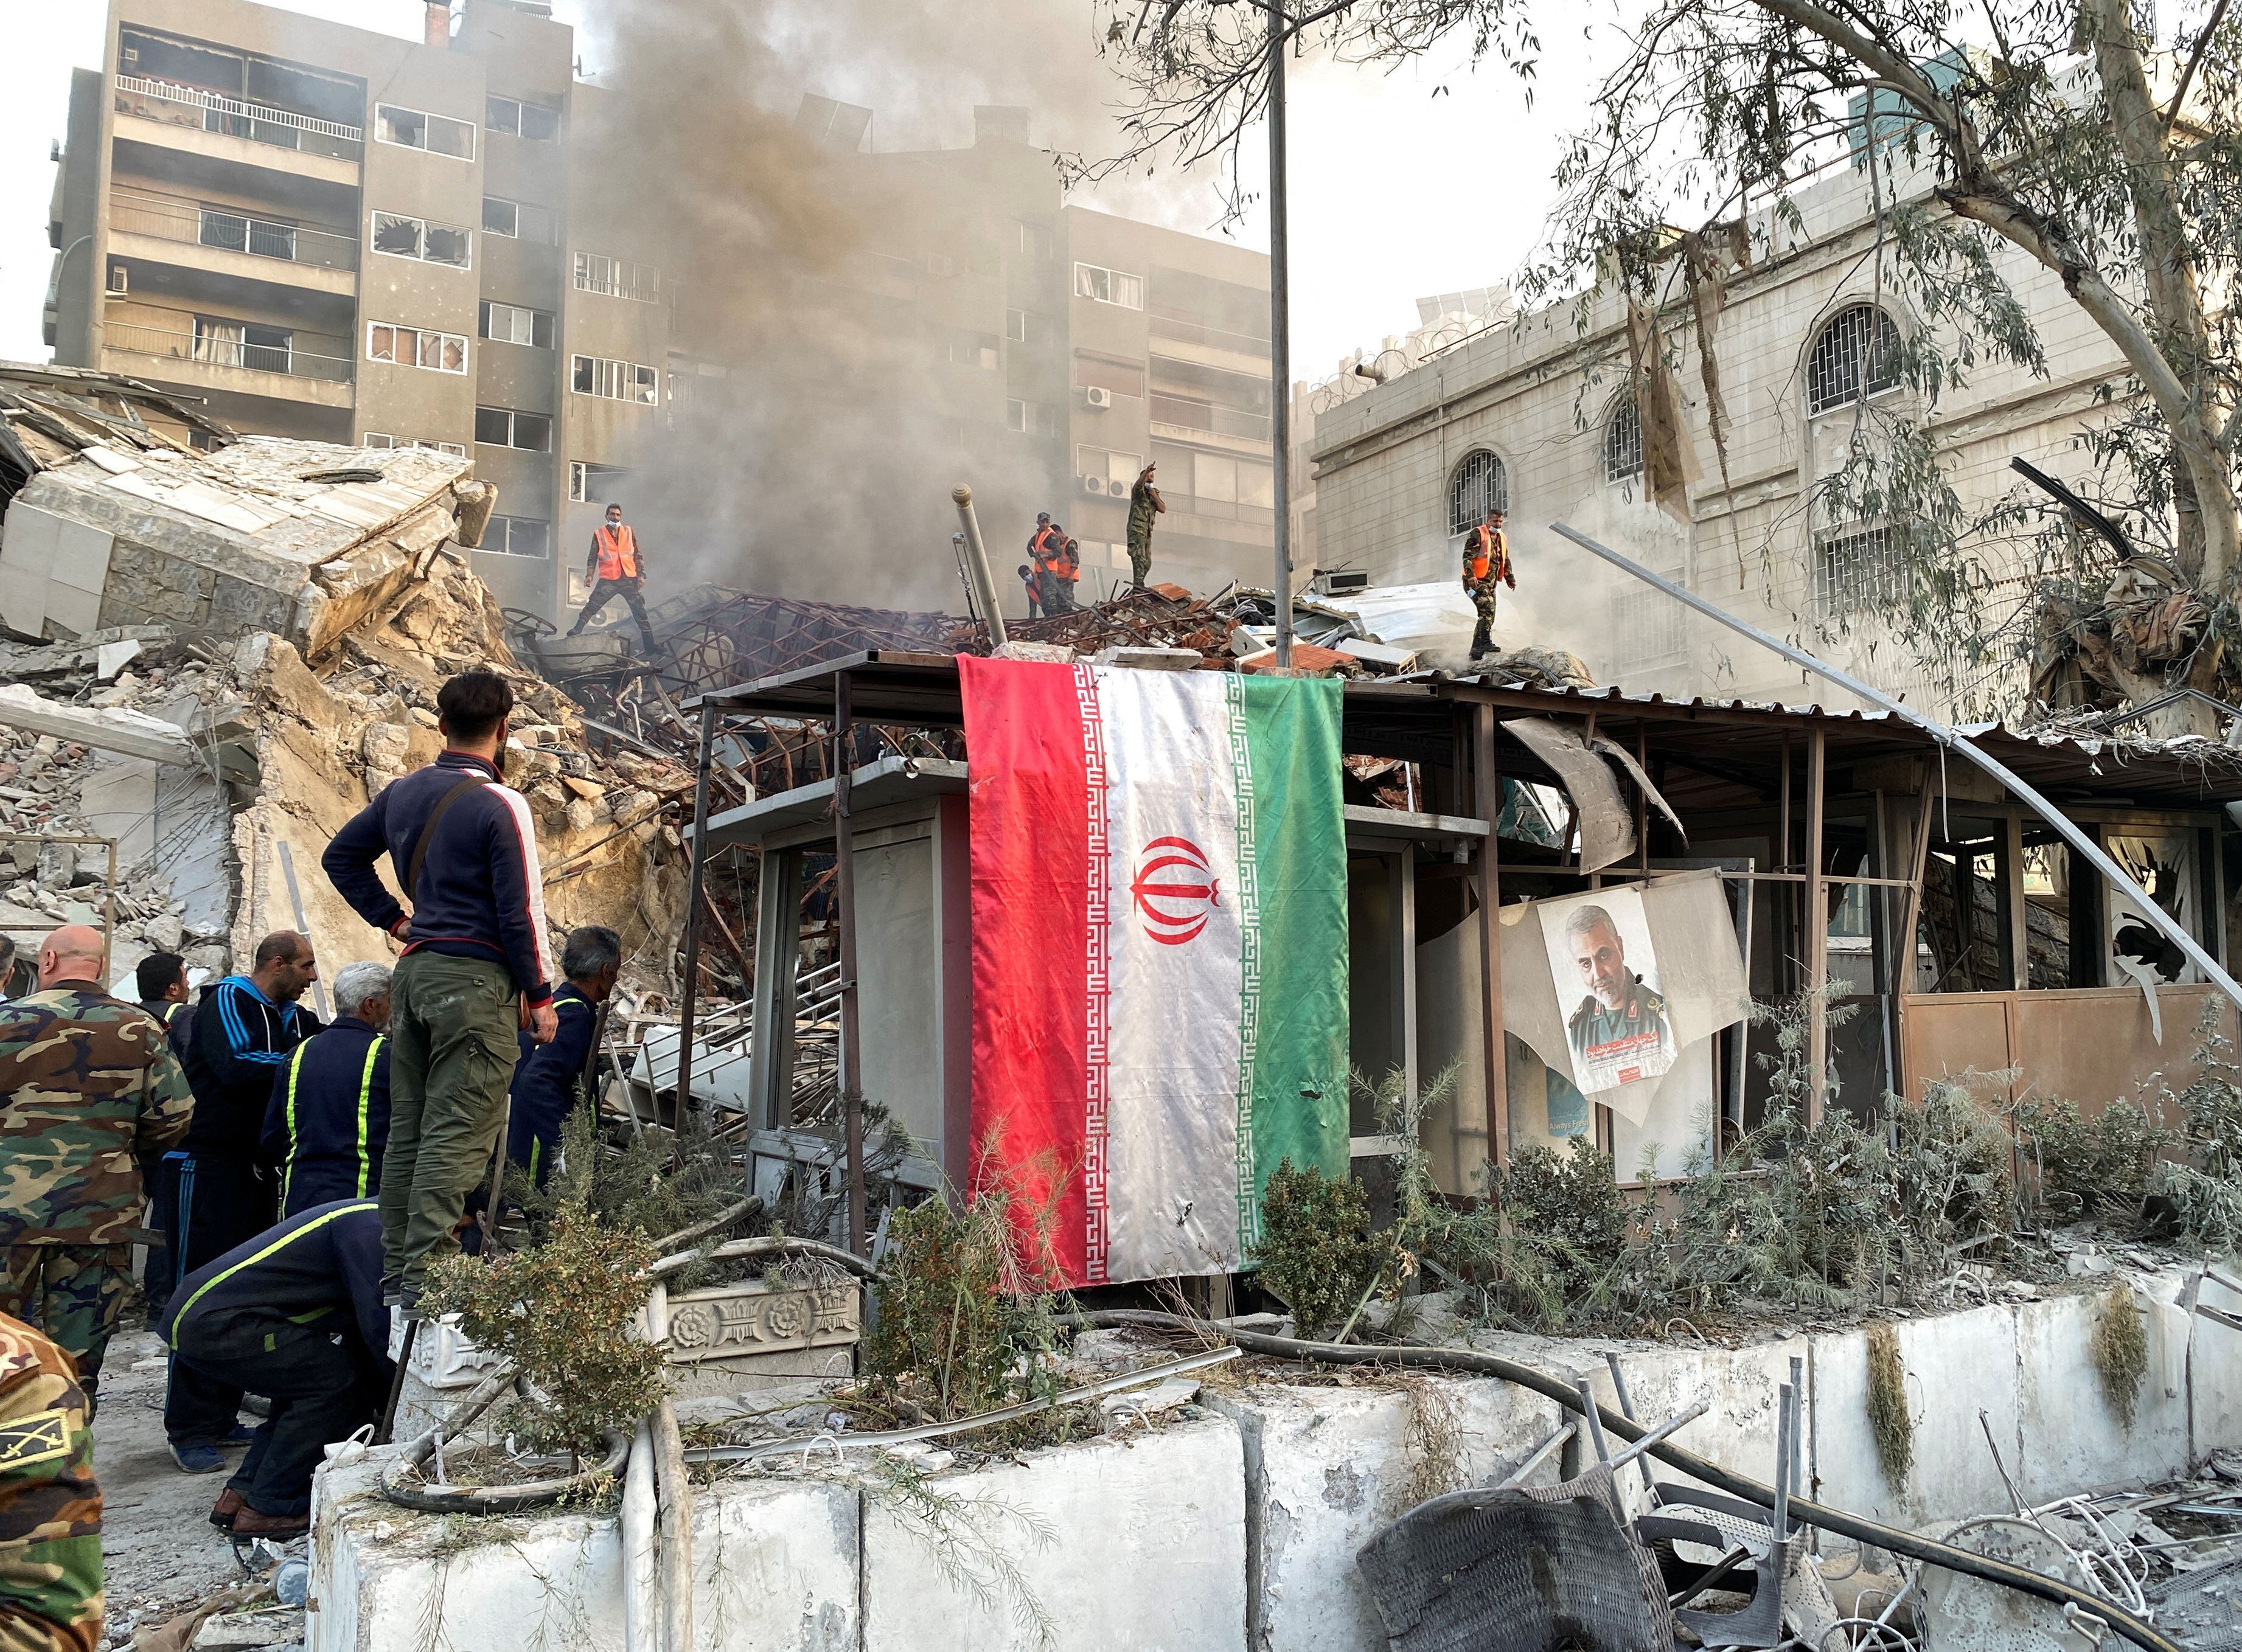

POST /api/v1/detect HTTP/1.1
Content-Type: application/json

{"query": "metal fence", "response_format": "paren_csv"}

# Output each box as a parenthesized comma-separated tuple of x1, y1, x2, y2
(113, 74, 362, 160)
(105, 320, 354, 384)
(110, 190, 358, 272)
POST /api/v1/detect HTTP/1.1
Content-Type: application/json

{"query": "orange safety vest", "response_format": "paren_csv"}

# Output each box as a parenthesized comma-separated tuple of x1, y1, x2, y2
(1059, 541, 1081, 583)
(1029, 526, 1060, 572)
(593, 523, 640, 581)
(1467, 524, 1508, 582)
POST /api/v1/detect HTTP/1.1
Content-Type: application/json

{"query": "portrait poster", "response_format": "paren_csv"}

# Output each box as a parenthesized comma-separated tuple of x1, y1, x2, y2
(1538, 887, 1677, 1094)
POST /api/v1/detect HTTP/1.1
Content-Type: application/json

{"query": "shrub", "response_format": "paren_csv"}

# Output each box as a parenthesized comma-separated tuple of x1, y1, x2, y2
(866, 1192, 1067, 1420)
(1250, 1159, 1384, 1339)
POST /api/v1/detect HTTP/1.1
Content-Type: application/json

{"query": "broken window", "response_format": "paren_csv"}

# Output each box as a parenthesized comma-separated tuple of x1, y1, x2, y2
(1011, 219, 1053, 262)
(487, 95, 559, 140)
(569, 460, 631, 502)
(1447, 448, 1508, 535)
(1806, 304, 1903, 417)
(375, 103, 473, 159)
(423, 223, 470, 267)
(475, 406, 550, 451)
(371, 212, 422, 259)
(372, 212, 469, 268)
(1074, 261, 1144, 309)
(369, 322, 467, 374)
(481, 196, 517, 237)
(571, 354, 658, 404)
(573, 252, 658, 302)
(482, 514, 551, 557)
(1604, 397, 1643, 485)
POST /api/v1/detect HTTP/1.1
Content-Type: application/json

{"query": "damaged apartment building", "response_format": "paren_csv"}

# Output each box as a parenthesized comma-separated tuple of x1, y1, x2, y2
(44, 0, 1290, 620)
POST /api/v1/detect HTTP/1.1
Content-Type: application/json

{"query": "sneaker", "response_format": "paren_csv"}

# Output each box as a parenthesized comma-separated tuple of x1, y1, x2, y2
(209, 1488, 245, 1530)
(170, 1442, 226, 1475)
(222, 1423, 257, 1448)
(232, 1507, 310, 1539)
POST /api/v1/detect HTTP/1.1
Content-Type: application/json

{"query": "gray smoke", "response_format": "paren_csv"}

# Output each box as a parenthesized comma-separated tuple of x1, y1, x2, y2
(570, 0, 1230, 611)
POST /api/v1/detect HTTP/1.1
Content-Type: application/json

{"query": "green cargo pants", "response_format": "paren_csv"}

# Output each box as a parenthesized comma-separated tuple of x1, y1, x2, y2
(379, 951, 520, 1305)
(1127, 536, 1152, 589)
(1, 1243, 128, 1411)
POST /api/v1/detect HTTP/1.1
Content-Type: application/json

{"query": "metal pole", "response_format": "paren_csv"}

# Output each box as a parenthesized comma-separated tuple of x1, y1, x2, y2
(952, 486, 1009, 650)
(1267, 3, 1295, 667)
(1550, 520, 2242, 1009)
(675, 699, 717, 1120)
(276, 839, 332, 1022)
(833, 673, 868, 1257)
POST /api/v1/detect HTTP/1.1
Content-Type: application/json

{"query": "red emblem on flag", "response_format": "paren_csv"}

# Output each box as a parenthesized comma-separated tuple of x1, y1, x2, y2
(1130, 836, 1220, 946)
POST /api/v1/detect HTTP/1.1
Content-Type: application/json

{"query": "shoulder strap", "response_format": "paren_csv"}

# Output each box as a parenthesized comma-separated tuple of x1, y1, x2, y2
(405, 773, 490, 905)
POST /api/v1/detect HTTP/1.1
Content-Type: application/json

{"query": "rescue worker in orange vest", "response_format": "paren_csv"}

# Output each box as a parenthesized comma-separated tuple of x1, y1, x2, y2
(1461, 505, 1514, 661)
(1018, 564, 1042, 620)
(1051, 536, 1083, 613)
(566, 503, 657, 653)
(1026, 514, 1062, 617)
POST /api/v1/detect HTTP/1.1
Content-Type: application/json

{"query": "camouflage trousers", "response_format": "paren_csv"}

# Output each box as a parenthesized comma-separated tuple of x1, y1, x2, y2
(1467, 583, 1500, 656)
(1127, 537, 1151, 589)
(0, 1246, 128, 1409)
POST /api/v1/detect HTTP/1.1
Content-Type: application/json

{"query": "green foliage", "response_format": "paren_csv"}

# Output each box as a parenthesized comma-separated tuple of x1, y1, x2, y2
(865, 1193, 1067, 1420)
(1865, 1321, 1913, 1488)
(1481, 1139, 1635, 1328)
(1250, 1159, 1384, 1339)
(2011, 1094, 2178, 1221)
(423, 1202, 664, 1457)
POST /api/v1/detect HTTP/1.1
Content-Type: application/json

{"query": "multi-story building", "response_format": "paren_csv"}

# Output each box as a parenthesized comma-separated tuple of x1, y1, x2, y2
(1308, 153, 2127, 716)
(44, 2, 1281, 624)
(46, 0, 669, 621)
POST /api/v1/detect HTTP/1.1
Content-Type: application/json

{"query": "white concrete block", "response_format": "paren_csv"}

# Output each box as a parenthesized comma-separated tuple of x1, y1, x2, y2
(1208, 1373, 1564, 1652)
(860, 1417, 1245, 1652)
(2015, 1285, 2190, 1502)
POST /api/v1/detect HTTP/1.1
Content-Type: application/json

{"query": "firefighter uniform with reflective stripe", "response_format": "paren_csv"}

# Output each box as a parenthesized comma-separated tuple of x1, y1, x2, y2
(504, 985, 597, 1190)
(1461, 520, 1514, 659)
(260, 1016, 390, 1220)
(567, 518, 656, 650)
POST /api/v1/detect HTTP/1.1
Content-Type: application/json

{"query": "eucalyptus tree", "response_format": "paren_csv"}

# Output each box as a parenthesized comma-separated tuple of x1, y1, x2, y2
(1080, 0, 2242, 720)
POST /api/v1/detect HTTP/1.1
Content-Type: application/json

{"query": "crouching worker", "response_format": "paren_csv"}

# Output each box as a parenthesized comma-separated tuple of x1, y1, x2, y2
(159, 1200, 391, 1539)
(506, 926, 619, 1192)
(263, 962, 392, 1219)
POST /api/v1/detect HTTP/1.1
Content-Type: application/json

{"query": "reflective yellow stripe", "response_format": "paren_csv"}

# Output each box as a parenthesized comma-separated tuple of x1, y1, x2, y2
(355, 1036, 385, 1198)
(168, 1200, 378, 1348)
(280, 1043, 308, 1212)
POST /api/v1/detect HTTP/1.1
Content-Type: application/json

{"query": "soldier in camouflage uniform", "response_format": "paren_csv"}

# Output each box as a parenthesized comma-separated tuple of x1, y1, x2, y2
(1460, 506, 1515, 661)
(0, 1309, 100, 1652)
(0, 927, 195, 1412)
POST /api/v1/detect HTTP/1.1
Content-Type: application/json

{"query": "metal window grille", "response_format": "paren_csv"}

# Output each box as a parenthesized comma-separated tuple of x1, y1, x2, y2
(1806, 305, 1902, 417)
(1447, 450, 1508, 536)
(1609, 586, 1686, 668)
(1814, 524, 1905, 615)
(1604, 398, 1643, 484)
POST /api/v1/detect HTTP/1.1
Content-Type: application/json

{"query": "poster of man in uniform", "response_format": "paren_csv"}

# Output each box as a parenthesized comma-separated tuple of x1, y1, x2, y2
(1542, 889, 1677, 1094)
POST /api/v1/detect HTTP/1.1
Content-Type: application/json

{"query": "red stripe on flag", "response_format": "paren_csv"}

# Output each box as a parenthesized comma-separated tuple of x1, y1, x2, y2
(960, 656, 1094, 1286)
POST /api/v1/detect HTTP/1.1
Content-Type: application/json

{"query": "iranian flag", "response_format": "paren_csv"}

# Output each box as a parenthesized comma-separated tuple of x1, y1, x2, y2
(959, 656, 1349, 1288)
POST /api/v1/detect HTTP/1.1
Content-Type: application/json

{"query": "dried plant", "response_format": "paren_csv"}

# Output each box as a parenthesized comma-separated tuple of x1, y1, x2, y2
(1864, 1321, 1913, 1488)
(2091, 1281, 2149, 1429)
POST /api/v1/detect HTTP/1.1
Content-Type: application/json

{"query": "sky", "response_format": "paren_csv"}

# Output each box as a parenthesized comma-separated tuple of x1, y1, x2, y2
(0, 0, 1605, 378)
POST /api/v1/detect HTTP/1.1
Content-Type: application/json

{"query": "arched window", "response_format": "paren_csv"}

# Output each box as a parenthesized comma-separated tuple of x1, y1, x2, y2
(1603, 396, 1643, 485)
(1806, 305, 1903, 417)
(1447, 449, 1508, 536)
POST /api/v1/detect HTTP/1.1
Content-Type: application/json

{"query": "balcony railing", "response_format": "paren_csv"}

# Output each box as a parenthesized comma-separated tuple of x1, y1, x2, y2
(110, 190, 358, 272)
(114, 74, 363, 161)
(1147, 311, 1272, 358)
(1149, 396, 1273, 443)
(105, 321, 353, 385)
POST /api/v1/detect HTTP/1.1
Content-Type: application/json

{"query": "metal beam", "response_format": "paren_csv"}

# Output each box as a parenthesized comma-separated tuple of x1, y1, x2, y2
(1550, 521, 2242, 1012)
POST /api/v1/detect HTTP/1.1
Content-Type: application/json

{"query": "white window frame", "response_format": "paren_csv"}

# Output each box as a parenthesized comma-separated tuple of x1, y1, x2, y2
(364, 432, 466, 457)
(370, 210, 472, 269)
(481, 196, 518, 238)
(572, 251, 660, 303)
(481, 514, 551, 559)
(1006, 397, 1054, 436)
(474, 406, 551, 453)
(571, 353, 659, 405)
(1074, 262, 1144, 310)
(485, 95, 560, 141)
(366, 321, 468, 375)
(374, 103, 475, 161)
(478, 300, 551, 348)
(569, 460, 632, 502)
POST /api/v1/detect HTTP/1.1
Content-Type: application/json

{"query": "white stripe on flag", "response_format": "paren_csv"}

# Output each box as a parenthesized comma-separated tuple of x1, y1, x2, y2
(1098, 667, 1247, 1279)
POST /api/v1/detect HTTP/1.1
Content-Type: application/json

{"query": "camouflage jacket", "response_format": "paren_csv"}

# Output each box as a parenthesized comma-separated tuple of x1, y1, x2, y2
(0, 987, 194, 1247)
(0, 1313, 99, 1652)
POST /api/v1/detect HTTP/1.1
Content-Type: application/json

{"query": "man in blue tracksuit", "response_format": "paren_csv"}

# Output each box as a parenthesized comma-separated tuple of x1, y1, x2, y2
(162, 1198, 392, 1540)
(166, 931, 320, 1474)
(506, 926, 620, 1191)
(263, 961, 392, 1218)
(322, 670, 558, 1311)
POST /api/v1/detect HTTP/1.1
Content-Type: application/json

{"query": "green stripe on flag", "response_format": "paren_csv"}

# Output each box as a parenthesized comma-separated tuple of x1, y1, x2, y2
(1240, 674, 1350, 1237)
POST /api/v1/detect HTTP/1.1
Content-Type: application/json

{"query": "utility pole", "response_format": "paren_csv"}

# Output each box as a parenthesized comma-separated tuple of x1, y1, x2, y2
(1266, 2, 1295, 667)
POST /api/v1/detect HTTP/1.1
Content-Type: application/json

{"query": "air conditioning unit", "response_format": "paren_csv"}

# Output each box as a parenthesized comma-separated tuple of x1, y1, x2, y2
(1314, 569, 1372, 595)
(1082, 475, 1105, 495)
(1082, 386, 1112, 409)
(105, 265, 127, 295)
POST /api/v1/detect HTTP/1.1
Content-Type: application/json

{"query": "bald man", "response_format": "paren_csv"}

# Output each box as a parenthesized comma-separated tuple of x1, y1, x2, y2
(0, 926, 195, 1409)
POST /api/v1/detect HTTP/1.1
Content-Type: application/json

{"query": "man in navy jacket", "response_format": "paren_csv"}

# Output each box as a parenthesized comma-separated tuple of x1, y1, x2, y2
(506, 925, 619, 1190)
(165, 931, 319, 1473)
(321, 670, 557, 1311)
(263, 960, 392, 1218)
(162, 1199, 391, 1539)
